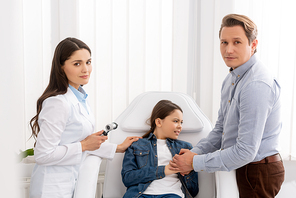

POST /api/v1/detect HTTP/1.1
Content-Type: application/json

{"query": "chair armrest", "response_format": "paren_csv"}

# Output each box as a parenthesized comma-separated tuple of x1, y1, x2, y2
(74, 154, 102, 198)
(215, 170, 239, 198)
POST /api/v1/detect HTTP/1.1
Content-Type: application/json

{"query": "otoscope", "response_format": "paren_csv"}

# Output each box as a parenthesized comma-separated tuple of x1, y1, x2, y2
(102, 122, 118, 136)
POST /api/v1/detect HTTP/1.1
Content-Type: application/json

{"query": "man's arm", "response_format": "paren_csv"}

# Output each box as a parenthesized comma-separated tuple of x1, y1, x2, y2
(172, 81, 276, 173)
(193, 81, 276, 172)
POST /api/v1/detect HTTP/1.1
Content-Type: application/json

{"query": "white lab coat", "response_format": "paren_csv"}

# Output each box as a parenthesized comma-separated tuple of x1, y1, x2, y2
(29, 87, 117, 198)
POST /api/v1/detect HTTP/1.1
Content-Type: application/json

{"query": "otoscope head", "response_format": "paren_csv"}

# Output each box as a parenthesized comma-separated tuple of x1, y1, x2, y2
(105, 122, 118, 131)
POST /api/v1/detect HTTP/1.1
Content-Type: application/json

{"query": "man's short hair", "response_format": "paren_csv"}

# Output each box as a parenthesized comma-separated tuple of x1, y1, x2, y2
(219, 14, 258, 53)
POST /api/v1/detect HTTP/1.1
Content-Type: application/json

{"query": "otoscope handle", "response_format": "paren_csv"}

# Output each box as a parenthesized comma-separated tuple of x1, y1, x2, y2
(102, 131, 108, 136)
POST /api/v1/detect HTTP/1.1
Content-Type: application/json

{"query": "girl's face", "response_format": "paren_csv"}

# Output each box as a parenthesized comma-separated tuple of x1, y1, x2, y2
(154, 110, 183, 140)
(62, 49, 92, 89)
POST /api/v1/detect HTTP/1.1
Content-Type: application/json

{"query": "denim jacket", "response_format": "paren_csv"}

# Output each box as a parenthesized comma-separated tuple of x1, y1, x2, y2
(121, 133, 199, 198)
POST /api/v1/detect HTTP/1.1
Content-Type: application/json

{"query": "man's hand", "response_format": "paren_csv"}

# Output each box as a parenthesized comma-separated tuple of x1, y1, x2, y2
(169, 149, 197, 173)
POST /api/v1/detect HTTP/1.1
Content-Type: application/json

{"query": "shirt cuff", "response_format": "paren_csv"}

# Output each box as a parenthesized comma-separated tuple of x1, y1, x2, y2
(191, 147, 203, 155)
(192, 154, 206, 172)
(156, 165, 166, 179)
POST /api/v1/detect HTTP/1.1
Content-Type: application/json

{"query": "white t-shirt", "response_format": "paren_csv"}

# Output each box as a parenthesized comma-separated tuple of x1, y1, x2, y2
(143, 139, 184, 198)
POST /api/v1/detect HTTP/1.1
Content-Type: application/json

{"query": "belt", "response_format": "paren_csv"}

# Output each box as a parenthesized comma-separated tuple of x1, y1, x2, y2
(250, 153, 282, 164)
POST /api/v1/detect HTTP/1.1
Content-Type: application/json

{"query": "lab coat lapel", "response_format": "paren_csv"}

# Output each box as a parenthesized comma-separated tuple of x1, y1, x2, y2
(66, 87, 95, 127)
(77, 102, 95, 126)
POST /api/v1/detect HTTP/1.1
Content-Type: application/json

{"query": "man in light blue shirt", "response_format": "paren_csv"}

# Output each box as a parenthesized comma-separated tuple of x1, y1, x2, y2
(170, 14, 285, 197)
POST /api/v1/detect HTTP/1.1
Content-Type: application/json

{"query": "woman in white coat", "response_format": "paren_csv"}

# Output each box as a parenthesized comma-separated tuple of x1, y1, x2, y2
(29, 37, 140, 198)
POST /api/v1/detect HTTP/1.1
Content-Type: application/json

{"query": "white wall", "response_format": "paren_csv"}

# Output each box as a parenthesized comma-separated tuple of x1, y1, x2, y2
(4, 0, 200, 152)
(1, 0, 23, 196)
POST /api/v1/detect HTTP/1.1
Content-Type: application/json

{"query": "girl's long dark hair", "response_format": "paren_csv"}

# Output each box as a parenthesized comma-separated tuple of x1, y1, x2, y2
(142, 100, 183, 138)
(30, 37, 91, 141)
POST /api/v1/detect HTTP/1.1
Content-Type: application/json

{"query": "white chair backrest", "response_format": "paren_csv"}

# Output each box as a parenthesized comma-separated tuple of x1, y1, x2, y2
(103, 91, 216, 198)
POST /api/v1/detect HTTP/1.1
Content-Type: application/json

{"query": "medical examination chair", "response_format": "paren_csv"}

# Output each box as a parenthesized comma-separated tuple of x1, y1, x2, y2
(74, 91, 239, 198)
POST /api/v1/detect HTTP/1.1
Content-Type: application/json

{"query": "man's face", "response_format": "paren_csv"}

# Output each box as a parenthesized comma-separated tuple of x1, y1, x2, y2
(220, 25, 258, 69)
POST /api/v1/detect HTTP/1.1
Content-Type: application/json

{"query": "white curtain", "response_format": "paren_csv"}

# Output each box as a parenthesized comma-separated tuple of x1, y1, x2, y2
(8, 0, 196, 151)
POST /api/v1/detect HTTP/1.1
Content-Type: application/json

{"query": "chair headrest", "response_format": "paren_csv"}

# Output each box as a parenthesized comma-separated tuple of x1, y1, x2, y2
(117, 92, 204, 133)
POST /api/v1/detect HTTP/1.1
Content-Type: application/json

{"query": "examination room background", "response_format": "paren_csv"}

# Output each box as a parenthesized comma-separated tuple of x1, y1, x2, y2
(1, 0, 296, 197)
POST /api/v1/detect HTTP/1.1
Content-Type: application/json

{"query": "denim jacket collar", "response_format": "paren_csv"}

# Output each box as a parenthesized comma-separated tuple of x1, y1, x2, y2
(147, 132, 176, 143)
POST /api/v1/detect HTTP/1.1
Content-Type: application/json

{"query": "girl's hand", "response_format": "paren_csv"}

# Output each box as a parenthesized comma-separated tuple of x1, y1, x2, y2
(165, 164, 179, 175)
(80, 130, 108, 151)
(116, 136, 142, 153)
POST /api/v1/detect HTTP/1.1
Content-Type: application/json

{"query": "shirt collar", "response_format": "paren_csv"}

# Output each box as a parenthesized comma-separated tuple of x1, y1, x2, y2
(147, 132, 156, 140)
(230, 54, 258, 78)
(69, 84, 88, 102)
(147, 132, 175, 143)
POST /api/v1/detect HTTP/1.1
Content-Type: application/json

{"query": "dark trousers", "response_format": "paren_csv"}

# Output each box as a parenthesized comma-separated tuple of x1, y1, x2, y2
(236, 160, 285, 198)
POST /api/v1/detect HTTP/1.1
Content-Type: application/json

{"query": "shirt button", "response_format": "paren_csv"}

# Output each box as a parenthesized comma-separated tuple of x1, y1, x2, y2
(155, 155, 157, 158)
(238, 75, 240, 77)
(154, 144, 156, 146)
(232, 83, 234, 85)
(228, 100, 231, 103)
(221, 148, 224, 150)
(222, 133, 224, 135)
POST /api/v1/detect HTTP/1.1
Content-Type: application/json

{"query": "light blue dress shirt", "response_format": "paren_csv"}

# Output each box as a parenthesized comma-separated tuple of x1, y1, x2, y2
(69, 84, 89, 114)
(192, 55, 282, 172)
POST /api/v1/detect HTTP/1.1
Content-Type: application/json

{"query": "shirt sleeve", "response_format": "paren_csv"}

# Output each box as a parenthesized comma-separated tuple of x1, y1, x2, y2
(34, 96, 83, 166)
(193, 81, 276, 172)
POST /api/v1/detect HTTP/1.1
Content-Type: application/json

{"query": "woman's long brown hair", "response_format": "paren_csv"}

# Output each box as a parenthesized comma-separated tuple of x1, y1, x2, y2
(30, 38, 91, 142)
(142, 100, 183, 138)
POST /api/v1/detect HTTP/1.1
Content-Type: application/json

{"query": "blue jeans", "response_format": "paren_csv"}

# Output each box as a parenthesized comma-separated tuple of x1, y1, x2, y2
(139, 194, 182, 198)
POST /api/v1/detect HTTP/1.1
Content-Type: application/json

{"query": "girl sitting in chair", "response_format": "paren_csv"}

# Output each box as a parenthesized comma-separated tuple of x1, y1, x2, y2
(121, 100, 199, 198)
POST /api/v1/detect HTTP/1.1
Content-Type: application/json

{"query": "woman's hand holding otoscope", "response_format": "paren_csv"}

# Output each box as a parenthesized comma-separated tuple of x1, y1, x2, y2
(81, 122, 118, 151)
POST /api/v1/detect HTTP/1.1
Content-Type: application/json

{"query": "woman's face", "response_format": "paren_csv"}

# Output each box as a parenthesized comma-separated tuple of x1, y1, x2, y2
(154, 110, 183, 140)
(62, 49, 92, 89)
